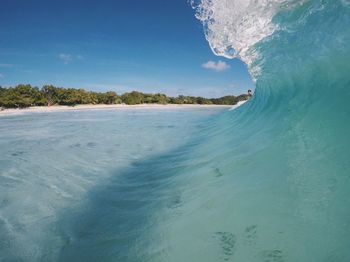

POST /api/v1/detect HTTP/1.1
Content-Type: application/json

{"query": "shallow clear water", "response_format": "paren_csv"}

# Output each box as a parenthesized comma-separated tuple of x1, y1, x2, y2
(0, 108, 225, 261)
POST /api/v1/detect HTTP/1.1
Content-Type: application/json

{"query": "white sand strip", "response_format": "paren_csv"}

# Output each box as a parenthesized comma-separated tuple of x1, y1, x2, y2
(0, 104, 234, 116)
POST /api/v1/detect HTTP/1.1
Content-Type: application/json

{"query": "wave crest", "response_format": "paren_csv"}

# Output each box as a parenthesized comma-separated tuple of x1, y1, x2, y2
(191, 0, 349, 79)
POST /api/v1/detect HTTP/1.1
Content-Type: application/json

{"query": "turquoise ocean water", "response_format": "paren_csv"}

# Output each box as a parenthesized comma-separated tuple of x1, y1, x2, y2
(1, 0, 350, 261)
(0, 108, 225, 261)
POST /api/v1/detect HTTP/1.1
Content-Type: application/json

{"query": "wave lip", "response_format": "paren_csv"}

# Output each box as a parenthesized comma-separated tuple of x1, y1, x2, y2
(191, 0, 298, 68)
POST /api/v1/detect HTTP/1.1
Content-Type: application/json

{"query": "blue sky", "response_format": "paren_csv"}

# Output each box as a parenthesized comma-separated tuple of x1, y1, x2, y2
(0, 0, 253, 97)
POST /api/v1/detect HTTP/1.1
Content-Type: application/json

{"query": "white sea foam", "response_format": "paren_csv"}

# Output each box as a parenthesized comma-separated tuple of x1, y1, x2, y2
(228, 100, 247, 111)
(191, 0, 305, 76)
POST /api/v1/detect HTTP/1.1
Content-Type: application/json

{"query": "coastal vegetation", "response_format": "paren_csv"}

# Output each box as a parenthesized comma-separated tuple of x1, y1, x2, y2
(0, 84, 249, 109)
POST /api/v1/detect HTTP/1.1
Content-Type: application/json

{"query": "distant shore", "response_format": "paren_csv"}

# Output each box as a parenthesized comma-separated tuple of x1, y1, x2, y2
(0, 102, 247, 116)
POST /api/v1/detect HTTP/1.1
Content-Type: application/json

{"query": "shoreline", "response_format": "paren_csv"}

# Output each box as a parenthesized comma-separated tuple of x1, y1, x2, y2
(0, 103, 246, 116)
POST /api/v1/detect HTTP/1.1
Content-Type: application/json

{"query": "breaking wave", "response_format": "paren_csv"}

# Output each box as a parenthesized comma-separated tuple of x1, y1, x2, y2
(147, 1, 350, 261)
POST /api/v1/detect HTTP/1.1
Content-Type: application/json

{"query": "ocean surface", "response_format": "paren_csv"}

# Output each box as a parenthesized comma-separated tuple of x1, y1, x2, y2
(1, 0, 350, 261)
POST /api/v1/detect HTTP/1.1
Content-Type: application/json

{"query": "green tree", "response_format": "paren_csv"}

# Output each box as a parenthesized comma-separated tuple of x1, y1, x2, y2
(0, 84, 250, 109)
(121, 91, 144, 105)
(42, 85, 59, 106)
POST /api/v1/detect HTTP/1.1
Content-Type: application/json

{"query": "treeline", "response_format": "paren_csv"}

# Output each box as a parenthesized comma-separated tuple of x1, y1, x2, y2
(0, 84, 249, 109)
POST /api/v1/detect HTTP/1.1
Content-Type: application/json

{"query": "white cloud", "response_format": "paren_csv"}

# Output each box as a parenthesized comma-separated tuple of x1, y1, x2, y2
(59, 53, 72, 64)
(202, 60, 230, 72)
(58, 53, 83, 64)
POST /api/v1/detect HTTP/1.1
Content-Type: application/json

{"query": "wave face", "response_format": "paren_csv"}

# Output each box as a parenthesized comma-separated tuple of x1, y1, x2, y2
(142, 1, 350, 261)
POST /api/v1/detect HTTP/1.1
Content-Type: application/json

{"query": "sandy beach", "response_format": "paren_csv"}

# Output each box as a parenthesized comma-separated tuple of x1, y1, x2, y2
(0, 103, 247, 116)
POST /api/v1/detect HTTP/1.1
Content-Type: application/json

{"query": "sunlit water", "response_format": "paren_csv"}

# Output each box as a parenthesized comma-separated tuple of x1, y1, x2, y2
(0, 108, 225, 261)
